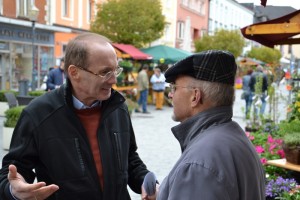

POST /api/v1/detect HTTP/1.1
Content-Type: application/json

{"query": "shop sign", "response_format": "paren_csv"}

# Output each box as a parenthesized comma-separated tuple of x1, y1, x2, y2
(0, 23, 54, 45)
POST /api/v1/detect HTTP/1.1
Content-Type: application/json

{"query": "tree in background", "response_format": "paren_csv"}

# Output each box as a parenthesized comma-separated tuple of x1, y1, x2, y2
(91, 0, 165, 48)
(194, 29, 245, 58)
(246, 47, 281, 65)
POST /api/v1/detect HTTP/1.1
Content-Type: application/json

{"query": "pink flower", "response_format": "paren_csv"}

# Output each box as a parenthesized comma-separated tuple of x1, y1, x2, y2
(275, 139, 283, 145)
(256, 146, 265, 154)
(261, 157, 267, 164)
(269, 144, 277, 152)
(249, 135, 255, 140)
(267, 135, 274, 144)
(277, 149, 285, 158)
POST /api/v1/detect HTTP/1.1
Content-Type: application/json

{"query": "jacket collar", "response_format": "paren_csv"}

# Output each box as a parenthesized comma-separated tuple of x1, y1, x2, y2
(61, 78, 125, 111)
(171, 106, 233, 152)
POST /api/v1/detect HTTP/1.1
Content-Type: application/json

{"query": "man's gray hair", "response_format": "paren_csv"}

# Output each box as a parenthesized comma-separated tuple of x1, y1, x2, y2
(196, 80, 235, 107)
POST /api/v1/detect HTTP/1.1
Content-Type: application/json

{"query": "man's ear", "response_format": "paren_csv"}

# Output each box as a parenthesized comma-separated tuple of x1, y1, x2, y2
(68, 65, 79, 79)
(191, 88, 202, 107)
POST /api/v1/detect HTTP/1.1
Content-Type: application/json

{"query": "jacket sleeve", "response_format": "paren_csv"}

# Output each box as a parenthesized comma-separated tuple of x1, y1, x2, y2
(163, 164, 231, 200)
(127, 120, 149, 194)
(0, 110, 37, 199)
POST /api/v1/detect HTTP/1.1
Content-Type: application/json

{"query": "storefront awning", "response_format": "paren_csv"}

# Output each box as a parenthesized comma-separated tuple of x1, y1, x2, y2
(240, 10, 300, 48)
(112, 43, 152, 60)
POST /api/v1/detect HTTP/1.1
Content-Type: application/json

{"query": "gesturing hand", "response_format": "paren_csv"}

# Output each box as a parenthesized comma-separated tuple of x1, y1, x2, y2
(8, 165, 59, 200)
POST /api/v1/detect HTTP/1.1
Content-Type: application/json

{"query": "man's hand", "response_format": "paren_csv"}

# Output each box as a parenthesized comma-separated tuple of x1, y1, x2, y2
(8, 164, 59, 200)
(141, 184, 159, 200)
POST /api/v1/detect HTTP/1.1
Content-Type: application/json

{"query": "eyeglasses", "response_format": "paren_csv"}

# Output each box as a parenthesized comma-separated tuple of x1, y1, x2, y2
(75, 66, 123, 81)
(169, 83, 196, 94)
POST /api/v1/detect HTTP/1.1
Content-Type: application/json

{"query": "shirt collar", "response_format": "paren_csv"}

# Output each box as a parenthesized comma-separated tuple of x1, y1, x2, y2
(72, 95, 101, 110)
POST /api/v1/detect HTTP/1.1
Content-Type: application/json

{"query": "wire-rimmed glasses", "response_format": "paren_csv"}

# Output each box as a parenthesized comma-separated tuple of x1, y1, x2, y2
(76, 66, 123, 81)
(169, 83, 196, 94)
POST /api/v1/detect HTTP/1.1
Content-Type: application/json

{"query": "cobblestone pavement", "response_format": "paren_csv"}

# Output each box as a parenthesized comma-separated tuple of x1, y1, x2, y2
(0, 85, 289, 199)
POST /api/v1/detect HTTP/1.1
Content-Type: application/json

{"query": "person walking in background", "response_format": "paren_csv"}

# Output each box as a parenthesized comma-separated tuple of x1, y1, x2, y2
(136, 64, 150, 114)
(249, 65, 269, 116)
(242, 69, 253, 119)
(150, 67, 166, 110)
(47, 57, 65, 90)
(157, 50, 265, 200)
(0, 33, 157, 200)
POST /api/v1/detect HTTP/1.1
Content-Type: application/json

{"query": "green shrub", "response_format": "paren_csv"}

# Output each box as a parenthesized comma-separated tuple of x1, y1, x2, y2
(4, 106, 25, 127)
(277, 120, 300, 137)
(283, 132, 300, 148)
(28, 90, 46, 97)
(0, 90, 18, 102)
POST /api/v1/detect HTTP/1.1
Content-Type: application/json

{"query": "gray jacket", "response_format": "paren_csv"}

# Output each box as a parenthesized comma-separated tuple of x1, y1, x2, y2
(157, 106, 265, 200)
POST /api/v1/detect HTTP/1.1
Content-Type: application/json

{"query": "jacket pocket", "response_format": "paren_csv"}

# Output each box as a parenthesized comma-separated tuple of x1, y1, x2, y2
(113, 132, 124, 171)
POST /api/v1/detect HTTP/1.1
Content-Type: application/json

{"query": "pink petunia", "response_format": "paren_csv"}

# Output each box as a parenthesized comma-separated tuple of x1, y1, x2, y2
(256, 146, 265, 154)
(260, 157, 267, 164)
(249, 135, 255, 141)
(267, 135, 274, 144)
(277, 149, 285, 158)
(269, 144, 277, 152)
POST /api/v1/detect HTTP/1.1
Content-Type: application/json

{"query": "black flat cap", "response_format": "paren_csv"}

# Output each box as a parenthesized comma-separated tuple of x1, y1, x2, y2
(165, 50, 237, 86)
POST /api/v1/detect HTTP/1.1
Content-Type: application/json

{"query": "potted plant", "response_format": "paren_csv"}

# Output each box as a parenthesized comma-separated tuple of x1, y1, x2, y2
(119, 60, 133, 72)
(282, 132, 300, 165)
(3, 106, 25, 150)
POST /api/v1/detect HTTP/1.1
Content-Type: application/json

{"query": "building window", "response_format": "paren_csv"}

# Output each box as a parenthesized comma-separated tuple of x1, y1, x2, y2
(87, 1, 92, 22)
(178, 21, 185, 39)
(63, 0, 69, 17)
(62, 44, 67, 55)
(182, 0, 189, 6)
(17, 0, 31, 17)
(0, 0, 3, 15)
(199, 0, 205, 15)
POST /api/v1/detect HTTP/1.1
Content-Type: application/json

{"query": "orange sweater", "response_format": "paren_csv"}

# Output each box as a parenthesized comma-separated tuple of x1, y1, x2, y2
(75, 107, 103, 189)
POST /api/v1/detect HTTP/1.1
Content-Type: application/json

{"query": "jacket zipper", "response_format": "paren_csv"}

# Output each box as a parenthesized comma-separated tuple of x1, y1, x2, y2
(74, 138, 85, 175)
(113, 132, 123, 170)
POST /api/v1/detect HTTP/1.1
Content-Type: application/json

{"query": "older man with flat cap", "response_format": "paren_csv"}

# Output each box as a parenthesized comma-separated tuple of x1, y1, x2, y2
(157, 50, 265, 200)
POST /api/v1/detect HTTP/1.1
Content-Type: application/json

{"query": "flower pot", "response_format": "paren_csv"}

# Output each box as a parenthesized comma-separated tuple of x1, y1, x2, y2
(3, 127, 14, 150)
(282, 143, 300, 165)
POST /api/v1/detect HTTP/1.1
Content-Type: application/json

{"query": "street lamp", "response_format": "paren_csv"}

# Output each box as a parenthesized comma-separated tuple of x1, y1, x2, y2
(28, 6, 39, 91)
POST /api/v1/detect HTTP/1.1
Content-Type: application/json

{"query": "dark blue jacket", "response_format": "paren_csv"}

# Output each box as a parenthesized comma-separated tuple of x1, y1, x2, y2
(47, 68, 65, 90)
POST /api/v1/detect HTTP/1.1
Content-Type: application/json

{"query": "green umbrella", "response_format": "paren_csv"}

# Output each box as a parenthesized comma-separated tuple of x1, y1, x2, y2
(140, 45, 192, 64)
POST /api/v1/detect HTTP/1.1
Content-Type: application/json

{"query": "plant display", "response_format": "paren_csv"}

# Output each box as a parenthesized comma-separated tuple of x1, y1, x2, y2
(28, 90, 46, 96)
(4, 106, 25, 127)
(245, 131, 287, 179)
(288, 92, 300, 122)
(278, 120, 300, 138)
(119, 60, 133, 68)
(0, 90, 18, 102)
(283, 132, 300, 148)
(266, 176, 300, 199)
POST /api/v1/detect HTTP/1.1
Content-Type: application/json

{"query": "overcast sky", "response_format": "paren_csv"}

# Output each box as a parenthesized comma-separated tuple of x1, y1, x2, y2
(236, 0, 300, 9)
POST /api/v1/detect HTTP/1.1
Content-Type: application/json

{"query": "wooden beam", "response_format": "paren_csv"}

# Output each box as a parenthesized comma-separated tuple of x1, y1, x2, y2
(274, 38, 300, 45)
(245, 23, 300, 34)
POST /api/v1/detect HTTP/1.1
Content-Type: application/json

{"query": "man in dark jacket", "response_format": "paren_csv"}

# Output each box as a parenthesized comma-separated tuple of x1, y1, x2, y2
(157, 50, 265, 199)
(249, 65, 269, 115)
(46, 57, 65, 90)
(0, 33, 155, 200)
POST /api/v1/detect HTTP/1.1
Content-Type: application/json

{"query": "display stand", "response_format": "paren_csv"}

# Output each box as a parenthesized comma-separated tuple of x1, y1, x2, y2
(267, 159, 300, 172)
